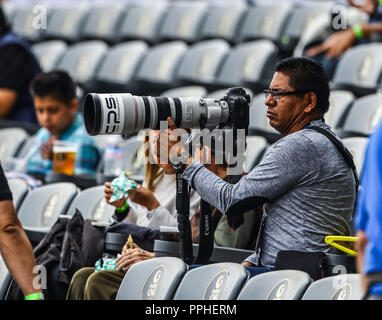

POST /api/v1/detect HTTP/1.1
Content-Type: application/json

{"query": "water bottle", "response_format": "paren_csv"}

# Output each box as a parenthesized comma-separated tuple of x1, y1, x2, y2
(103, 135, 126, 177)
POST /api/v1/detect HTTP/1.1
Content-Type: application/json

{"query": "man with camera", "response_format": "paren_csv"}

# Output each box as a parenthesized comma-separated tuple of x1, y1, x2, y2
(164, 57, 357, 269)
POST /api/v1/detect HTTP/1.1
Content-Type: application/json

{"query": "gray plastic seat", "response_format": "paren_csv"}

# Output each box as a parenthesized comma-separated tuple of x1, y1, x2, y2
(160, 86, 207, 98)
(173, 262, 249, 300)
(238, 3, 292, 43)
(56, 40, 108, 84)
(237, 270, 312, 300)
(7, 178, 29, 211)
(244, 135, 268, 172)
(158, 1, 209, 43)
(248, 93, 282, 143)
(116, 257, 188, 300)
(326, 90, 355, 130)
(31, 40, 68, 72)
(175, 39, 230, 87)
(17, 182, 79, 244)
(342, 137, 369, 178)
(80, 4, 127, 43)
(340, 93, 382, 137)
(66, 185, 115, 222)
(0, 128, 29, 162)
(331, 43, 382, 97)
(199, 2, 247, 43)
(117, 2, 168, 44)
(302, 274, 363, 300)
(216, 40, 279, 92)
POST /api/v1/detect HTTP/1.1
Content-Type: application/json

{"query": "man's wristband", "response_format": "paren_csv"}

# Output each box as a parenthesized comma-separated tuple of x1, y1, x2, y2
(379, 0, 382, 7)
(116, 200, 129, 212)
(25, 292, 44, 300)
(352, 24, 363, 39)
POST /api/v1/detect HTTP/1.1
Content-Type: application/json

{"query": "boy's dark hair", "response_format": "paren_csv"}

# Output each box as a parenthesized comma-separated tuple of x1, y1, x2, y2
(30, 70, 77, 105)
(275, 57, 330, 114)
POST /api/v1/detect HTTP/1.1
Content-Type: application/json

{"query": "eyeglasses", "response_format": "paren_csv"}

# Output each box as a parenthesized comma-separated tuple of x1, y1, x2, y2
(264, 90, 308, 101)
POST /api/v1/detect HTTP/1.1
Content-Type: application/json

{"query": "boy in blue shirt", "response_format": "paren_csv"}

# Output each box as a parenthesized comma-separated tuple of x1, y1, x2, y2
(27, 70, 100, 179)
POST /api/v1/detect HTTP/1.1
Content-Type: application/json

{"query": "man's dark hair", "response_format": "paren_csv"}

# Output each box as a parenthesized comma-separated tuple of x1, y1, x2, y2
(0, 6, 11, 36)
(30, 70, 77, 105)
(275, 57, 330, 114)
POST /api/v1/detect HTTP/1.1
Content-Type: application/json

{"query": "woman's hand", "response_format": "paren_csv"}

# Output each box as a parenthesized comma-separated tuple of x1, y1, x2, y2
(116, 243, 155, 272)
(127, 184, 160, 210)
(104, 181, 126, 209)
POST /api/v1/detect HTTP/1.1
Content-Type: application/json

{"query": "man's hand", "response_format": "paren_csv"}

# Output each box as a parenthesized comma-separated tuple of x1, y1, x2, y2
(40, 136, 58, 160)
(116, 243, 155, 272)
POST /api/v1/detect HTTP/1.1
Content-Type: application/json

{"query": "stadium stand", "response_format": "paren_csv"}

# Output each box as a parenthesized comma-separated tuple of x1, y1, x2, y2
(31, 40, 68, 72)
(7, 178, 29, 211)
(0, 127, 29, 162)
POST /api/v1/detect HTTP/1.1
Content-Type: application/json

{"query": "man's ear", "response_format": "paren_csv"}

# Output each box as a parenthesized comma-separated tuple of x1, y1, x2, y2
(69, 98, 79, 114)
(304, 92, 317, 113)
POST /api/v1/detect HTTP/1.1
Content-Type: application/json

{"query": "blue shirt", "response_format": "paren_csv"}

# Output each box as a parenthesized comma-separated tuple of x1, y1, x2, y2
(354, 120, 382, 295)
(27, 113, 101, 176)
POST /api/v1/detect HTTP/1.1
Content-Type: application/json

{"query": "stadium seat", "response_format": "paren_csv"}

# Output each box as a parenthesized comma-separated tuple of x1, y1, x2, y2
(116, 257, 188, 300)
(0, 128, 29, 162)
(133, 41, 188, 96)
(339, 93, 382, 138)
(55, 40, 108, 86)
(66, 185, 115, 222)
(42, 4, 90, 43)
(160, 86, 207, 97)
(342, 137, 369, 178)
(325, 90, 355, 131)
(79, 4, 127, 44)
(7, 178, 29, 211)
(331, 43, 382, 97)
(215, 40, 279, 93)
(199, 1, 247, 44)
(237, 3, 293, 43)
(172, 262, 249, 300)
(82, 41, 148, 94)
(302, 273, 363, 300)
(237, 270, 312, 300)
(17, 182, 79, 245)
(157, 1, 209, 44)
(116, 2, 168, 45)
(175, 39, 230, 90)
(243, 135, 269, 172)
(248, 93, 282, 143)
(0, 256, 12, 300)
(31, 40, 68, 72)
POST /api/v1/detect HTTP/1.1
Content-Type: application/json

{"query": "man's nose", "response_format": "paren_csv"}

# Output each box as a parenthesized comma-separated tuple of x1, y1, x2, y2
(265, 94, 275, 107)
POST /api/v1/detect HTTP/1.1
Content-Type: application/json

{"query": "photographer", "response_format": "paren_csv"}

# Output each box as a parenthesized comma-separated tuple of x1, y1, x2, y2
(165, 57, 357, 269)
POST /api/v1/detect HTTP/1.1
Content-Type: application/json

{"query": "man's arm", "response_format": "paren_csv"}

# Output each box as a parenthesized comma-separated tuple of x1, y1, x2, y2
(0, 200, 41, 296)
(356, 230, 369, 293)
(0, 88, 17, 118)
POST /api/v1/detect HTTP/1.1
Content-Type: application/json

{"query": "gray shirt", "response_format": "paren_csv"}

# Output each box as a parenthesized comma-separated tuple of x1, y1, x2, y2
(182, 119, 356, 268)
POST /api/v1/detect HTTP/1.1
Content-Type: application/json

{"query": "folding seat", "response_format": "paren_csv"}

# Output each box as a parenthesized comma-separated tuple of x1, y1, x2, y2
(0, 128, 29, 162)
(172, 262, 249, 300)
(342, 137, 369, 179)
(174, 39, 230, 91)
(157, 1, 209, 44)
(325, 90, 355, 131)
(133, 41, 189, 96)
(55, 40, 108, 86)
(214, 40, 279, 93)
(116, 2, 168, 45)
(82, 41, 148, 94)
(66, 185, 115, 222)
(243, 135, 269, 172)
(43, 5, 90, 43)
(17, 182, 79, 245)
(7, 178, 29, 211)
(116, 257, 188, 300)
(160, 86, 208, 98)
(302, 273, 363, 300)
(339, 93, 382, 138)
(248, 93, 282, 144)
(199, 1, 247, 44)
(31, 40, 68, 72)
(331, 43, 382, 97)
(80, 4, 127, 44)
(237, 3, 293, 44)
(237, 270, 312, 300)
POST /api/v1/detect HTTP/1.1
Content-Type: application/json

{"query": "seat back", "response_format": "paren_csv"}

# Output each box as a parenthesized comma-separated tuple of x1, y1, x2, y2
(31, 40, 68, 72)
(116, 257, 188, 300)
(7, 178, 29, 211)
(237, 270, 312, 300)
(342, 137, 369, 178)
(66, 185, 114, 222)
(326, 90, 355, 130)
(17, 182, 79, 229)
(302, 273, 363, 300)
(0, 128, 29, 162)
(243, 135, 268, 172)
(173, 263, 249, 300)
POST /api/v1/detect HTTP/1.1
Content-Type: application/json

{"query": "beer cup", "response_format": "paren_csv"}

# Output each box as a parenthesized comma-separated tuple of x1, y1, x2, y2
(52, 141, 78, 175)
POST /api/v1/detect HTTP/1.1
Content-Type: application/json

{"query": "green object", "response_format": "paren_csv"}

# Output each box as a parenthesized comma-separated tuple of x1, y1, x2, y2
(379, 0, 382, 7)
(281, 35, 290, 45)
(352, 24, 363, 39)
(116, 199, 129, 212)
(25, 292, 43, 300)
(110, 171, 138, 203)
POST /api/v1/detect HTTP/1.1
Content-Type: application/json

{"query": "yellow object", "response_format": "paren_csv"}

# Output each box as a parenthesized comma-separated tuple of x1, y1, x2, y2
(325, 236, 358, 256)
(126, 234, 134, 251)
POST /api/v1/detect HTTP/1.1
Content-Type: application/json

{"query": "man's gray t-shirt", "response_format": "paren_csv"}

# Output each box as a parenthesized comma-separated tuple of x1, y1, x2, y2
(182, 120, 356, 268)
